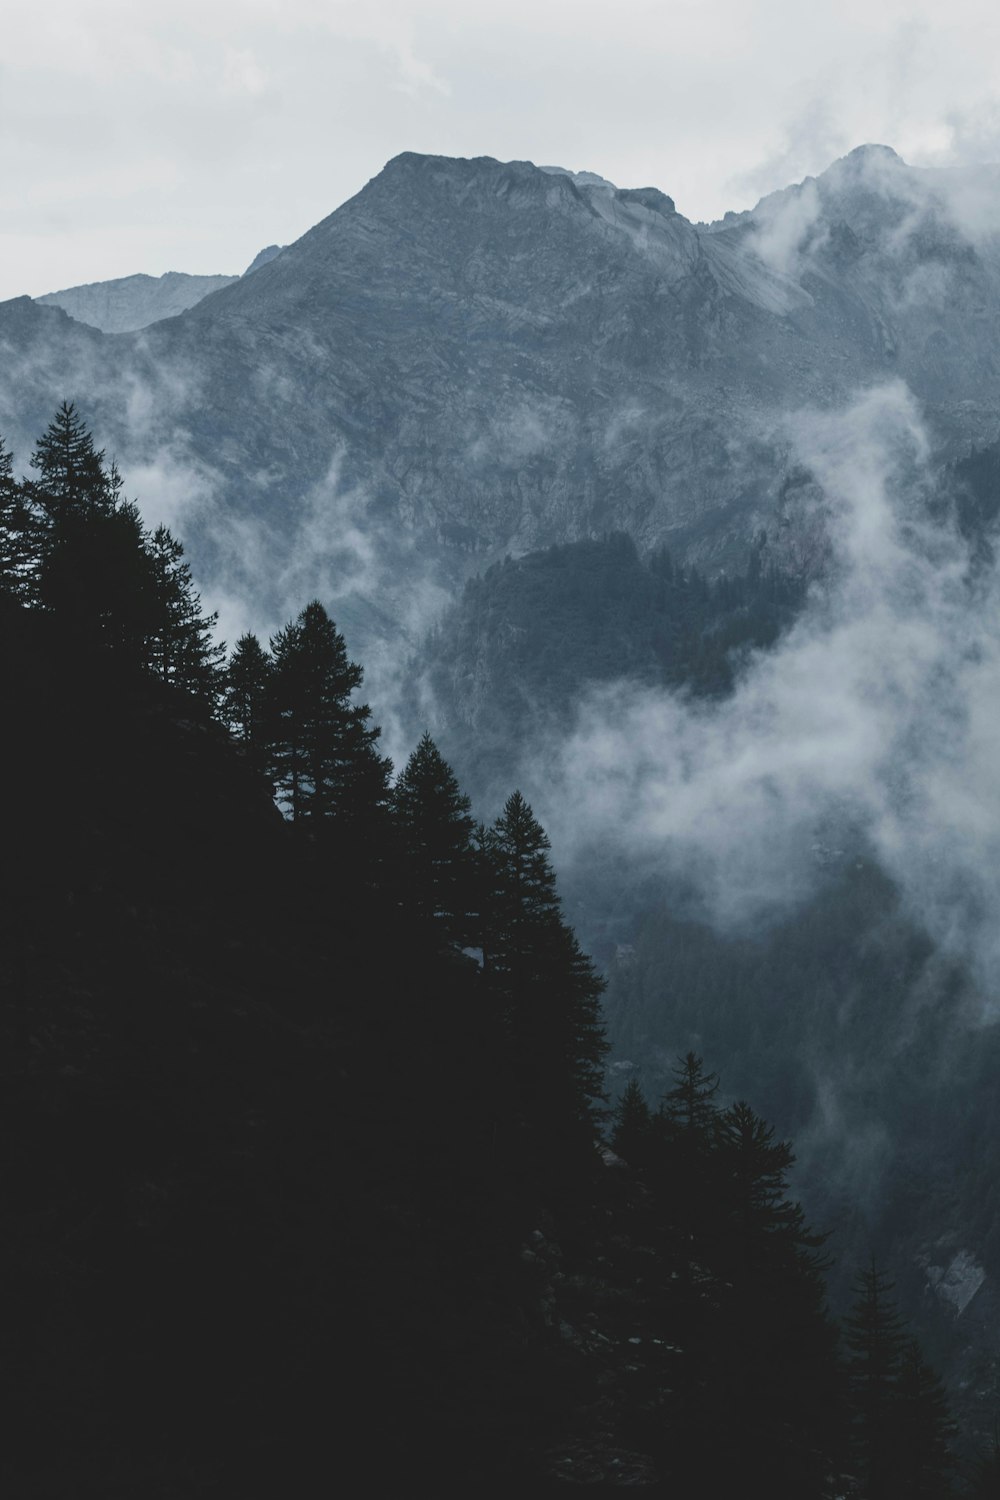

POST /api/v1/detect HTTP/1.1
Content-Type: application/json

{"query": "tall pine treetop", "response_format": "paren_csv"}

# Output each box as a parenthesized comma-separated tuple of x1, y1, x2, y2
(30, 401, 113, 519)
(266, 599, 390, 825)
(392, 733, 478, 944)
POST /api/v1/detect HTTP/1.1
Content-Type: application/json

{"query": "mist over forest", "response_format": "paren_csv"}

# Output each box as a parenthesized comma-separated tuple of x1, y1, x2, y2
(6, 141, 1000, 1493)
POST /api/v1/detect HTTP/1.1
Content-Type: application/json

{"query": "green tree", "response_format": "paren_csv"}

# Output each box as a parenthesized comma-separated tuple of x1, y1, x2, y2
(391, 732, 478, 945)
(266, 600, 391, 826)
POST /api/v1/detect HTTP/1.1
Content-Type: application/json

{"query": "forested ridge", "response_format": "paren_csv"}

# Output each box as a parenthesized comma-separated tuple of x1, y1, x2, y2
(414, 529, 806, 812)
(0, 406, 982, 1494)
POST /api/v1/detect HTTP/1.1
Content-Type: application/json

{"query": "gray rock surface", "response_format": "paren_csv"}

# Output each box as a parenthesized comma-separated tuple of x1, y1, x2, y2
(35, 270, 238, 333)
(242, 245, 284, 276)
(5, 144, 1000, 657)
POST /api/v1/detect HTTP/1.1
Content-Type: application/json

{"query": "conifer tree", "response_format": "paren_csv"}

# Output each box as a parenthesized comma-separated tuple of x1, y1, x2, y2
(147, 524, 225, 710)
(266, 600, 390, 825)
(224, 633, 273, 755)
(391, 732, 477, 944)
(845, 1259, 908, 1500)
(610, 1077, 655, 1167)
(29, 401, 114, 526)
(894, 1338, 957, 1498)
(28, 408, 155, 662)
(481, 791, 607, 1142)
(663, 1051, 721, 1142)
(0, 436, 38, 606)
(709, 1101, 842, 1499)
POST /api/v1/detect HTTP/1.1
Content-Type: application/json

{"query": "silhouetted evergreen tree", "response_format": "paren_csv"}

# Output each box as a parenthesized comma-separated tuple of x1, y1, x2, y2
(147, 523, 225, 710)
(481, 791, 607, 1154)
(893, 1338, 956, 1498)
(266, 600, 391, 826)
(611, 1077, 655, 1168)
(846, 1259, 908, 1499)
(223, 633, 273, 757)
(29, 408, 156, 665)
(391, 732, 478, 945)
(28, 400, 113, 526)
(709, 1101, 843, 1498)
(0, 437, 38, 605)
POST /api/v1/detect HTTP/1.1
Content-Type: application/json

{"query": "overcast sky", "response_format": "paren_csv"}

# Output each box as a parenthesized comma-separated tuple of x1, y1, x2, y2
(4, 0, 1000, 300)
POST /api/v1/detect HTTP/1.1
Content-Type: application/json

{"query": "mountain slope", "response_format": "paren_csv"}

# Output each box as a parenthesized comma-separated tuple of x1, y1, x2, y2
(36, 269, 239, 332)
(3, 145, 1000, 659)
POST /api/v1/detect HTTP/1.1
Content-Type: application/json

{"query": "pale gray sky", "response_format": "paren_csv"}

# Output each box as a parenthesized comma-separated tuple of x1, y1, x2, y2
(3, 0, 1000, 300)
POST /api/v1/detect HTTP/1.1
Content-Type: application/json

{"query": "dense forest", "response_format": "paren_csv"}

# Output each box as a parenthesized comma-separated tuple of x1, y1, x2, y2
(0, 404, 991, 1494)
(414, 529, 806, 812)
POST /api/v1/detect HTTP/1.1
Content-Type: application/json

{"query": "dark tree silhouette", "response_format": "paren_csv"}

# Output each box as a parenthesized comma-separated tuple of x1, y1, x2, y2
(0, 436, 38, 605)
(611, 1076, 655, 1167)
(893, 1337, 957, 1498)
(266, 599, 391, 825)
(845, 1258, 908, 1499)
(481, 791, 607, 1150)
(709, 1101, 842, 1499)
(391, 732, 478, 945)
(223, 633, 273, 756)
(27, 409, 155, 663)
(28, 400, 113, 525)
(147, 523, 225, 709)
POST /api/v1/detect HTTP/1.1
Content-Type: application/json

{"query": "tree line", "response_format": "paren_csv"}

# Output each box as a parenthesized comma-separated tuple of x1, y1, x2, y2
(0, 401, 607, 1169)
(611, 1063, 964, 1497)
(0, 401, 983, 1492)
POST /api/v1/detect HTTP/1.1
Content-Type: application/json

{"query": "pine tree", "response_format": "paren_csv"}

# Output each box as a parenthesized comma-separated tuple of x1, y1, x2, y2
(845, 1259, 907, 1500)
(391, 732, 478, 945)
(223, 634, 273, 755)
(29, 401, 113, 526)
(481, 791, 607, 1144)
(0, 436, 39, 606)
(662, 1051, 721, 1142)
(710, 1101, 842, 1499)
(894, 1338, 957, 1498)
(147, 524, 225, 710)
(611, 1077, 655, 1167)
(28, 408, 156, 663)
(266, 600, 391, 826)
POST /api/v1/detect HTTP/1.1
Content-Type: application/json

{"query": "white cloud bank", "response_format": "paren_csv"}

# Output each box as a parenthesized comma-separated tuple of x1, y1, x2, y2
(545, 381, 1000, 996)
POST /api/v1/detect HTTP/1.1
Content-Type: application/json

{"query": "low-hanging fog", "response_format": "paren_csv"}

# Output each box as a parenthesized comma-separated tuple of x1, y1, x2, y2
(507, 381, 1000, 1004)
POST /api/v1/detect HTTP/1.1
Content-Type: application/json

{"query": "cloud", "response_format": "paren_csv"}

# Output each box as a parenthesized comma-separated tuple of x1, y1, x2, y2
(535, 380, 1000, 999)
(746, 178, 828, 278)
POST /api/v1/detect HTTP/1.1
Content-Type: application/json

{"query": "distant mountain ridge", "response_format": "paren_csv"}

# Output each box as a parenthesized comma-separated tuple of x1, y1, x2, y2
(4, 145, 1000, 657)
(35, 245, 286, 333)
(36, 270, 239, 333)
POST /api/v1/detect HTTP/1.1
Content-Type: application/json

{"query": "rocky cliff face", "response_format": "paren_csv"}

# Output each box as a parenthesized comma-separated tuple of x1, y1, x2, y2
(36, 269, 239, 333)
(4, 145, 1000, 656)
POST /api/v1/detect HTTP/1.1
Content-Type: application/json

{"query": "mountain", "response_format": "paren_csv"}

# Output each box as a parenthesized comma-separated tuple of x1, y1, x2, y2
(35, 269, 239, 333)
(4, 144, 1000, 662)
(242, 243, 285, 276)
(33, 245, 288, 334)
